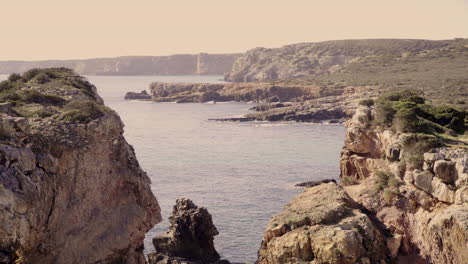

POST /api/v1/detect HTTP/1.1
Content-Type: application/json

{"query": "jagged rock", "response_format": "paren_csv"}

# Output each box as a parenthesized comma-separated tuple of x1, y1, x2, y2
(339, 105, 468, 264)
(149, 199, 220, 264)
(414, 170, 434, 193)
(423, 152, 444, 164)
(430, 177, 456, 203)
(433, 160, 458, 184)
(257, 183, 389, 264)
(0, 68, 161, 264)
(124, 90, 152, 100)
(422, 205, 468, 263)
(386, 234, 402, 258)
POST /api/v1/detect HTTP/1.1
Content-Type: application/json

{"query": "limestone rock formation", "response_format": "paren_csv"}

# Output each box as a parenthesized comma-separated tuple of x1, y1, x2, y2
(0, 68, 161, 264)
(338, 105, 468, 263)
(257, 182, 389, 264)
(148, 199, 221, 264)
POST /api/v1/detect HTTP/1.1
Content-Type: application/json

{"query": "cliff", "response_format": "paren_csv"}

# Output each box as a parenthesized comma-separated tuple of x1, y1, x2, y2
(0, 53, 240, 76)
(256, 91, 467, 263)
(0, 68, 161, 263)
(224, 39, 452, 82)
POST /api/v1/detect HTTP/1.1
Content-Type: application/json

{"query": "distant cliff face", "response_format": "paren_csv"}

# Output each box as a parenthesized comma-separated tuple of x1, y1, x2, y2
(0, 53, 240, 76)
(0, 68, 160, 263)
(224, 39, 452, 82)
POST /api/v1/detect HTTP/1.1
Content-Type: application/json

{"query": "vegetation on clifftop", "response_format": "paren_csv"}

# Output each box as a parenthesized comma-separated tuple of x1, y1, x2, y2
(0, 68, 112, 123)
(373, 90, 466, 135)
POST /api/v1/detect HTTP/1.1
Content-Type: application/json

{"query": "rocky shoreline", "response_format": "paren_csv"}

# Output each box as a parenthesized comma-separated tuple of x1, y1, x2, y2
(124, 82, 381, 123)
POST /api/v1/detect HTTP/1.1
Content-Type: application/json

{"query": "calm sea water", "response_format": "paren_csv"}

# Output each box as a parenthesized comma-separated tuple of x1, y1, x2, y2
(0, 74, 345, 263)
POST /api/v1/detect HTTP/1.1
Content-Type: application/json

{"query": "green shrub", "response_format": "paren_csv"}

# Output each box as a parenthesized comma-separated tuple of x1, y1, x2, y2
(372, 171, 402, 204)
(22, 68, 41, 81)
(8, 73, 24, 82)
(373, 91, 466, 134)
(401, 133, 441, 169)
(359, 98, 374, 107)
(62, 100, 110, 123)
(341, 175, 359, 186)
(374, 101, 396, 127)
(34, 72, 51, 84)
(0, 80, 12, 92)
(0, 90, 65, 106)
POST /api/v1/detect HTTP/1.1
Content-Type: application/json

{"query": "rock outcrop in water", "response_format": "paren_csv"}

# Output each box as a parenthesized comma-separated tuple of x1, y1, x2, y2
(0, 53, 239, 76)
(125, 90, 152, 100)
(148, 199, 225, 264)
(0, 68, 161, 264)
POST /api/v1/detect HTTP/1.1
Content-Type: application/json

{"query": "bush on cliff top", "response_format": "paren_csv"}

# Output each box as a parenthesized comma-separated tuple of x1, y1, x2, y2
(62, 100, 112, 123)
(373, 90, 466, 134)
(0, 89, 65, 106)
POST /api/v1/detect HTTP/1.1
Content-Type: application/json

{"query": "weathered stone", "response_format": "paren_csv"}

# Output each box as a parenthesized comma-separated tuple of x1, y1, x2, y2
(414, 170, 434, 193)
(151, 199, 220, 263)
(423, 152, 444, 164)
(257, 183, 388, 264)
(434, 160, 458, 185)
(0, 69, 161, 264)
(431, 177, 456, 203)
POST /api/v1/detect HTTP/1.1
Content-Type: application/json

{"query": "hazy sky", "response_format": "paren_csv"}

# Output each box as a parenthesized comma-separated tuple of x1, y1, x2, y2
(1, 0, 467, 60)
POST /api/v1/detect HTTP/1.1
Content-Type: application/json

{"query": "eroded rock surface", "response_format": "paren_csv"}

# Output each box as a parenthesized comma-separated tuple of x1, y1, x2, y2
(257, 182, 389, 264)
(338, 106, 468, 264)
(148, 199, 223, 264)
(0, 68, 161, 264)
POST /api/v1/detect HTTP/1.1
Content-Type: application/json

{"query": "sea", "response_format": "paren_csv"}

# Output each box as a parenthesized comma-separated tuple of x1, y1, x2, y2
(0, 74, 346, 263)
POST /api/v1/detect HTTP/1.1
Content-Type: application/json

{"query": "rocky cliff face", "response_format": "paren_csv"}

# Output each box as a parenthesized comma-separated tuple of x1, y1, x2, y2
(256, 182, 389, 264)
(256, 103, 467, 264)
(0, 68, 161, 264)
(339, 106, 467, 263)
(224, 39, 450, 82)
(0, 53, 239, 76)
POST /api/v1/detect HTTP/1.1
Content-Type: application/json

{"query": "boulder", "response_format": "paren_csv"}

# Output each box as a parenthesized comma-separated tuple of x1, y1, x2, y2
(257, 183, 389, 264)
(149, 199, 220, 264)
(434, 160, 458, 185)
(414, 170, 434, 193)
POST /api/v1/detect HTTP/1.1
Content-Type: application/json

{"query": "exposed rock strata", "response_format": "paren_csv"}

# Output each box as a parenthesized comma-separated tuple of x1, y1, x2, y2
(148, 199, 224, 264)
(0, 68, 161, 264)
(257, 105, 467, 264)
(339, 106, 468, 263)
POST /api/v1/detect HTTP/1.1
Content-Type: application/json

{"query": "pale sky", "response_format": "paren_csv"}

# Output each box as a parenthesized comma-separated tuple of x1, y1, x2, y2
(1, 0, 467, 60)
